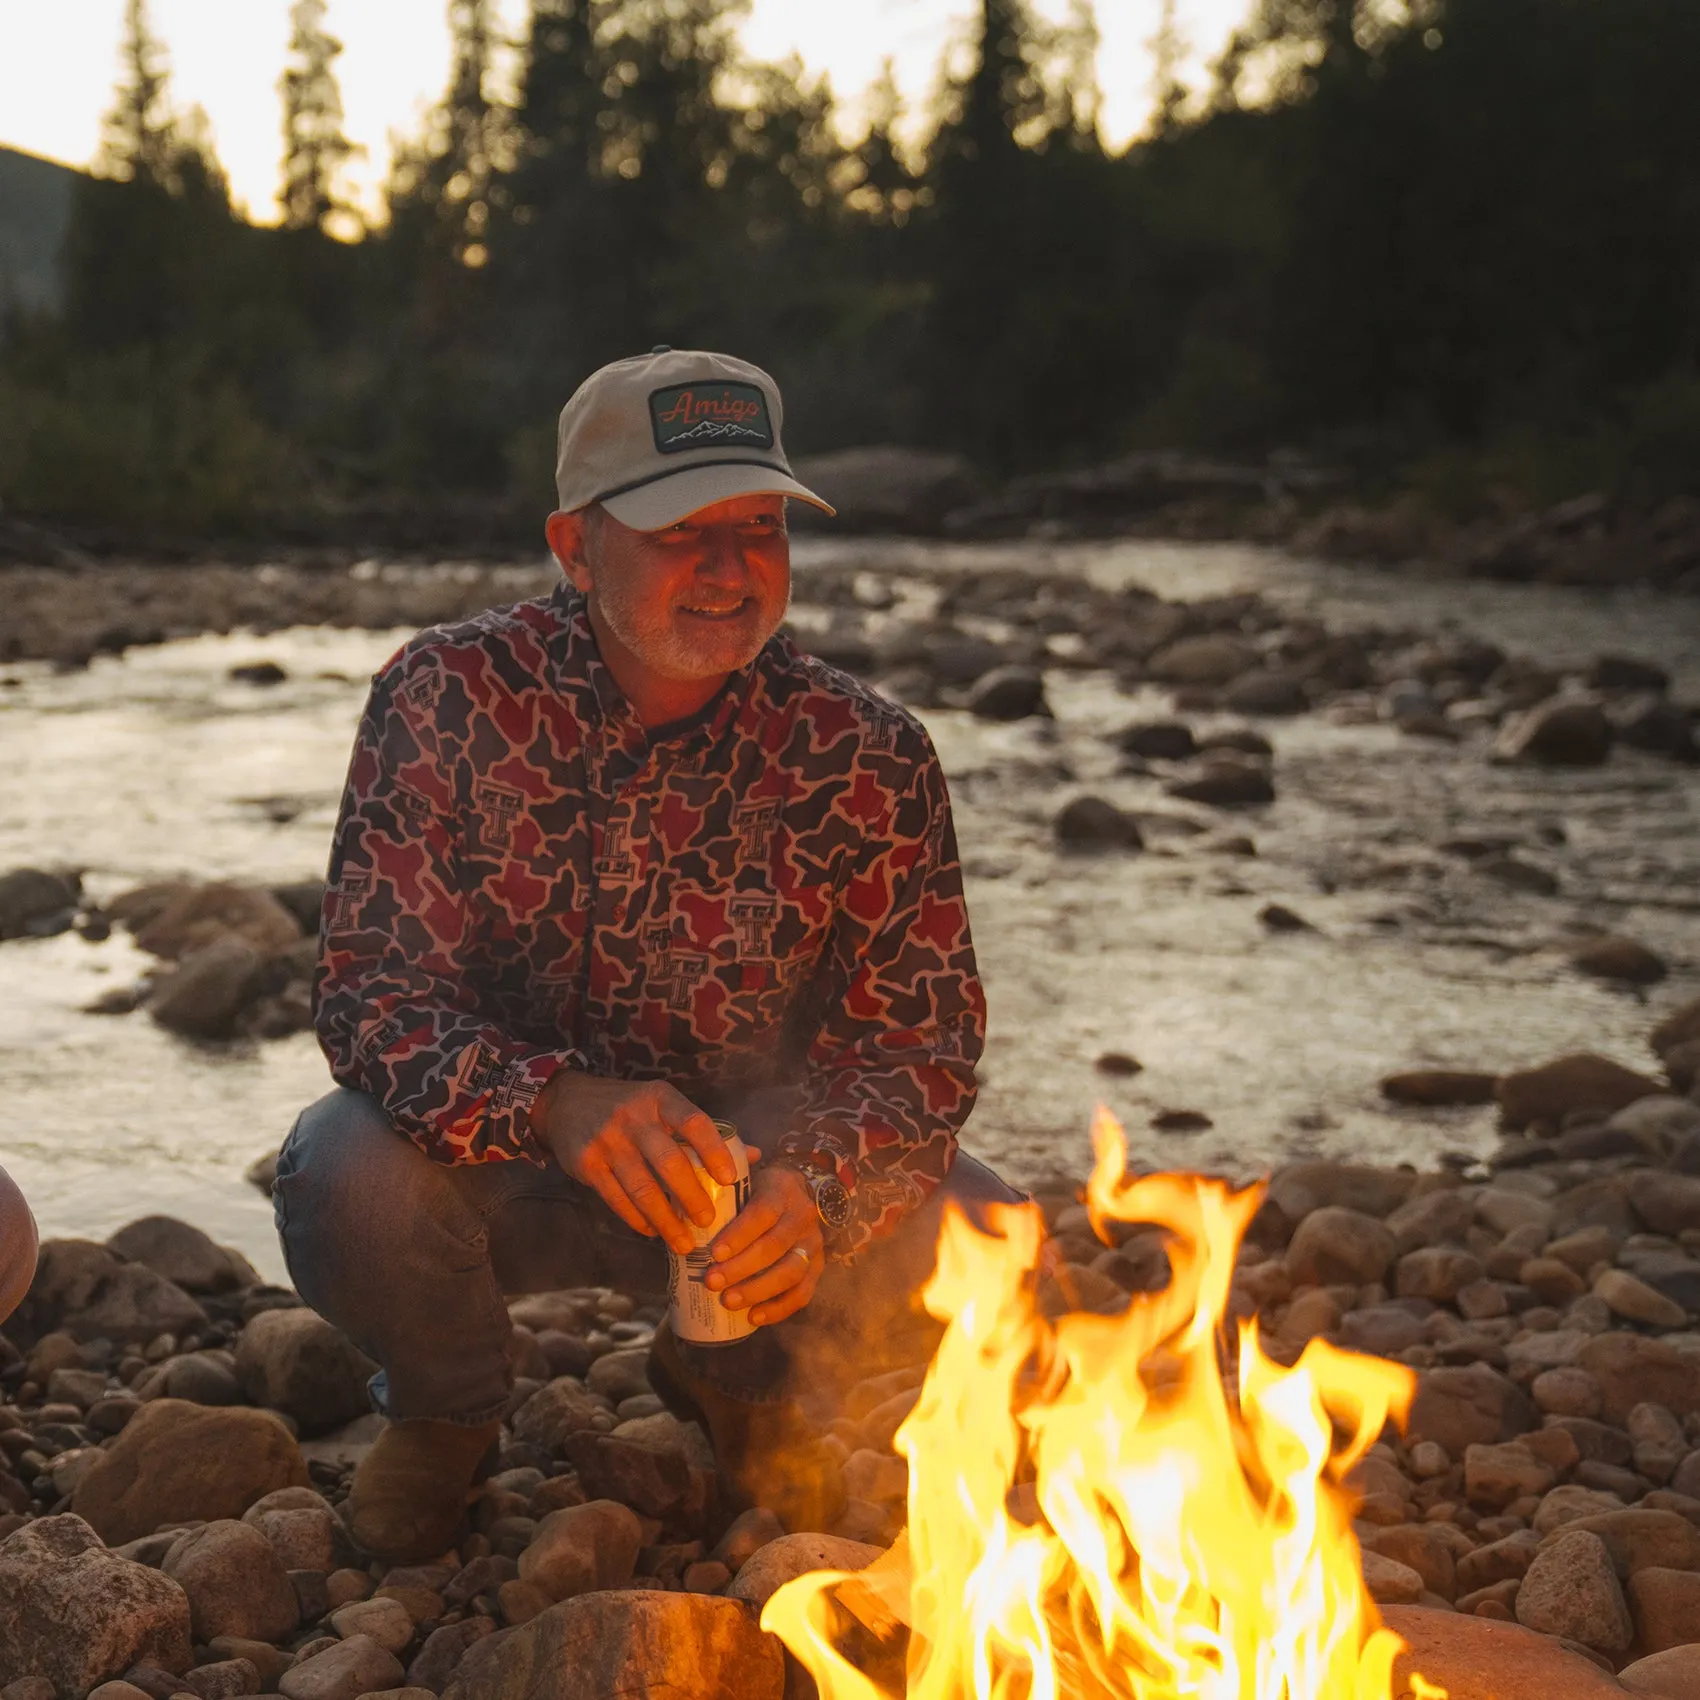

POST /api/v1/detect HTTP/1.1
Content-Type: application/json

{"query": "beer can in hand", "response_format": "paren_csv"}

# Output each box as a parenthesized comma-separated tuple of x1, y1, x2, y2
(667, 1120, 754, 1345)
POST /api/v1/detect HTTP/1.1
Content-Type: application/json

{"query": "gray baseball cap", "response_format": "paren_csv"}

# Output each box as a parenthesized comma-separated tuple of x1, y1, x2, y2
(553, 347, 835, 531)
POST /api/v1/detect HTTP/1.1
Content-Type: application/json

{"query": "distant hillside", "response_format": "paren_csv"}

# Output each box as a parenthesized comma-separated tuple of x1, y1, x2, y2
(0, 145, 77, 315)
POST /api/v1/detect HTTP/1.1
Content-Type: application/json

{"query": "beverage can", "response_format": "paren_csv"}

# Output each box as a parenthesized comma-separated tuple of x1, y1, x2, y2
(667, 1120, 755, 1345)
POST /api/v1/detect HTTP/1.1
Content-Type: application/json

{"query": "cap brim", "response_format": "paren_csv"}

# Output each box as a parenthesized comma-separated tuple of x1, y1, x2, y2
(598, 464, 835, 531)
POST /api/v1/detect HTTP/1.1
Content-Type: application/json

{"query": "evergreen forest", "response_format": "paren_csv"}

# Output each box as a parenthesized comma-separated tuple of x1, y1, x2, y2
(2, 0, 1698, 547)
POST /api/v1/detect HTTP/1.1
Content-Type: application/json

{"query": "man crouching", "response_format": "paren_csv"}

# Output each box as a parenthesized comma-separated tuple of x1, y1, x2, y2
(277, 347, 1019, 1561)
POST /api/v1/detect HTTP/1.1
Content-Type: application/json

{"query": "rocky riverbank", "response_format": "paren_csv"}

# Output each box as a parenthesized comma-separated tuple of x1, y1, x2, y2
(3, 992, 1700, 1697)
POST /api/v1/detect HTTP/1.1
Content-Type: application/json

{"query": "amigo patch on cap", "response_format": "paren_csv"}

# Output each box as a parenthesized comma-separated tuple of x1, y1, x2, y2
(553, 347, 833, 533)
(649, 382, 775, 454)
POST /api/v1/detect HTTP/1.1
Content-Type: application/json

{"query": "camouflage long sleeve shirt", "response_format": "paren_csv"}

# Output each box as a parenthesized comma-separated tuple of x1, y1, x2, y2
(313, 584, 985, 1257)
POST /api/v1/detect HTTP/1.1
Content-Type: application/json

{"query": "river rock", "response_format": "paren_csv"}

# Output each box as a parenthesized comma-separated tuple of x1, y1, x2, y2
(244, 1502, 342, 1574)
(517, 1500, 642, 1601)
(73, 1399, 309, 1545)
(1455, 1529, 1543, 1595)
(234, 1308, 375, 1434)
(1384, 1187, 1477, 1255)
(328, 1597, 414, 1655)
(1466, 1442, 1558, 1508)
(1497, 1053, 1665, 1131)
(1629, 1567, 1700, 1654)
(441, 1589, 782, 1700)
(0, 867, 79, 939)
(1515, 1528, 1633, 1650)
(106, 1218, 258, 1295)
(1631, 1173, 1700, 1238)
(1053, 795, 1143, 849)
(1385, 1603, 1627, 1699)
(1115, 721, 1196, 760)
(147, 936, 266, 1038)
(1283, 1207, 1396, 1286)
(725, 1532, 884, 1610)
(1380, 1069, 1499, 1107)
(1407, 1363, 1537, 1452)
(163, 1521, 299, 1644)
(965, 665, 1049, 721)
(788, 446, 976, 534)
(1493, 697, 1614, 766)
(406, 1620, 496, 1692)
(1147, 633, 1260, 687)
(278, 1636, 403, 1700)
(1533, 1484, 1629, 1535)
(1397, 1245, 1484, 1302)
(1654, 998, 1700, 1062)
(1266, 1162, 1417, 1223)
(1578, 1334, 1700, 1426)
(133, 883, 302, 962)
(1165, 752, 1275, 808)
(1559, 1509, 1700, 1577)
(1621, 1645, 1700, 1699)
(710, 1507, 785, 1572)
(135, 1351, 244, 1406)
(1598, 1269, 1689, 1328)
(0, 1515, 192, 1697)
(15, 1238, 208, 1347)
(510, 1378, 610, 1450)
(1363, 1523, 1462, 1600)
(1572, 936, 1668, 985)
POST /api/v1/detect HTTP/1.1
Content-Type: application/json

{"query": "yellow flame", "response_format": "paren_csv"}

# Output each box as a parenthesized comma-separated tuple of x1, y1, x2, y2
(763, 1109, 1447, 1699)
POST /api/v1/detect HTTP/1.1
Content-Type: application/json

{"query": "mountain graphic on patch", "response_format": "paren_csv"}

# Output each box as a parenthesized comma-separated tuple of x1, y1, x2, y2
(650, 381, 776, 454)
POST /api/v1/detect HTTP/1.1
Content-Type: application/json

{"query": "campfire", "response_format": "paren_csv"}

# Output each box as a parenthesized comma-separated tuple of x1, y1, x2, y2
(764, 1109, 1449, 1700)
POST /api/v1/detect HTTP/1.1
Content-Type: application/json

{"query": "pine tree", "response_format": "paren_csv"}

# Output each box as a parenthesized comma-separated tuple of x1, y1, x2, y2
(1149, 0, 1188, 134)
(438, 0, 498, 263)
(98, 0, 175, 186)
(279, 0, 358, 233)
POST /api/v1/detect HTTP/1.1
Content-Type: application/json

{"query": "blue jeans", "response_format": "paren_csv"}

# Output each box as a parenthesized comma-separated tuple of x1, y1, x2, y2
(274, 1087, 1024, 1424)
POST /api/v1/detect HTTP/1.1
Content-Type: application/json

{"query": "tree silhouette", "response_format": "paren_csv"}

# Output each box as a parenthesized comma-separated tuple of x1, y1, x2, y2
(98, 0, 175, 187)
(279, 0, 359, 234)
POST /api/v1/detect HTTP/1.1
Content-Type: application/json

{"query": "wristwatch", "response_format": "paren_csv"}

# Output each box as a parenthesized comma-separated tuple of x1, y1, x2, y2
(783, 1160, 854, 1231)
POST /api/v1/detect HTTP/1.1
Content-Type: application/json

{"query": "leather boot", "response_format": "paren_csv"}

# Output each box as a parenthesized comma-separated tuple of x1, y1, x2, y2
(648, 1322, 846, 1534)
(347, 1416, 501, 1562)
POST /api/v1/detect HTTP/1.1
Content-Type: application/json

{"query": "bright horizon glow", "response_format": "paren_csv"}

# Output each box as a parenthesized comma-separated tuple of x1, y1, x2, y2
(0, 0, 1252, 225)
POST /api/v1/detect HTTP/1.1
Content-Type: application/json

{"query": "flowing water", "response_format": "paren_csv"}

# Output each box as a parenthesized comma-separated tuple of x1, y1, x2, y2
(2, 539, 1697, 1280)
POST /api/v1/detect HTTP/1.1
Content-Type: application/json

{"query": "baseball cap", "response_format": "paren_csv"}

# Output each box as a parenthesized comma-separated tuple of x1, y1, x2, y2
(553, 346, 835, 531)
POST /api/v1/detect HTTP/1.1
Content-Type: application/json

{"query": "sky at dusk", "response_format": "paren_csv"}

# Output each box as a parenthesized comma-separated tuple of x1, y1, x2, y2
(0, 0, 1252, 223)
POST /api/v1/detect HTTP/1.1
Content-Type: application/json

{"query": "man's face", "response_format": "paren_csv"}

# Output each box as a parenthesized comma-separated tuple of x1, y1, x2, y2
(566, 494, 791, 684)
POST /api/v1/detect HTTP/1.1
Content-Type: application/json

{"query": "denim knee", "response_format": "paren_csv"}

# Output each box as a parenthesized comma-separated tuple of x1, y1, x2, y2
(0, 1163, 38, 1326)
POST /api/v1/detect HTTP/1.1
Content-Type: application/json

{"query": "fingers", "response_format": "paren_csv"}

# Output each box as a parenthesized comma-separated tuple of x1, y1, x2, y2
(662, 1089, 738, 1186)
(637, 1125, 714, 1228)
(710, 1214, 812, 1289)
(604, 1142, 694, 1253)
(577, 1149, 655, 1240)
(709, 1194, 780, 1267)
(728, 1241, 823, 1325)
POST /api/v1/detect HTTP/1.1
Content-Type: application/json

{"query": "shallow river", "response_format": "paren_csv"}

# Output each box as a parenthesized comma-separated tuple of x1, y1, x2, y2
(2, 539, 1697, 1280)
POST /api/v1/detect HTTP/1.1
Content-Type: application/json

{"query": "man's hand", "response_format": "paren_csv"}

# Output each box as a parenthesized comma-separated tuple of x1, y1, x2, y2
(705, 1163, 823, 1326)
(531, 1071, 738, 1255)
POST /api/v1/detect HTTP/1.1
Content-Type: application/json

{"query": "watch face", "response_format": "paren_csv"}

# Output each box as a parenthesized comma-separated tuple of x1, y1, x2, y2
(814, 1175, 854, 1230)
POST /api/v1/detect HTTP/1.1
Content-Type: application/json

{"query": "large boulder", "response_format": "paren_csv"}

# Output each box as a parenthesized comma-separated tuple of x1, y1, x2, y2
(106, 1218, 259, 1295)
(0, 1515, 192, 1698)
(133, 883, 302, 961)
(12, 1239, 207, 1348)
(787, 447, 977, 535)
(73, 1400, 309, 1546)
(1497, 1053, 1665, 1131)
(441, 1590, 783, 1700)
(235, 1308, 376, 1435)
(1383, 1604, 1626, 1699)
(1653, 997, 1700, 1063)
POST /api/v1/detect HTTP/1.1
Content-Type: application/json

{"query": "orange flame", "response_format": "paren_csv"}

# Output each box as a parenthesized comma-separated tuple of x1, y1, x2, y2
(763, 1109, 1448, 1699)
